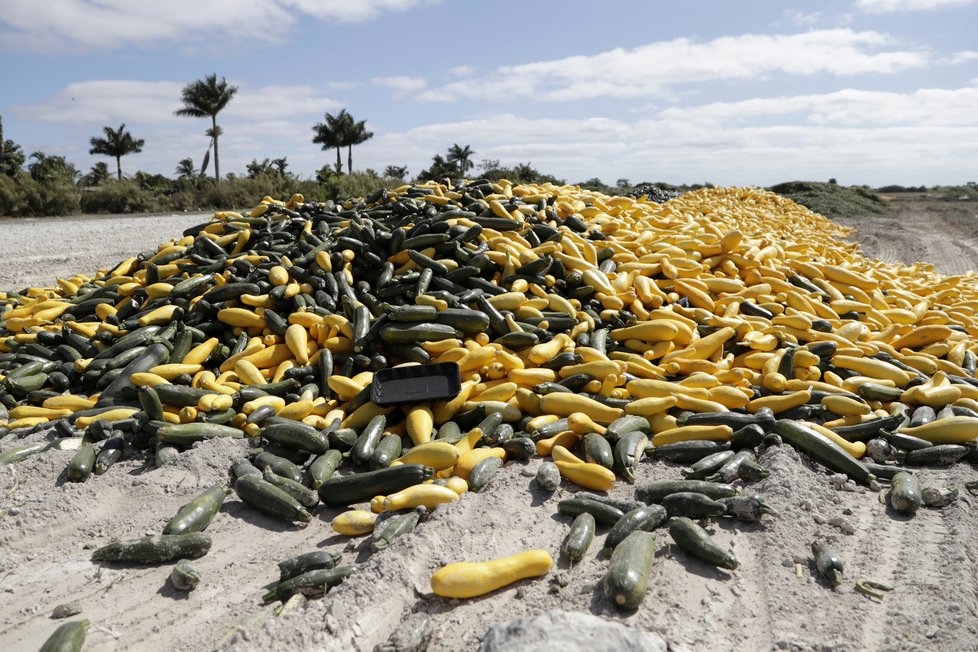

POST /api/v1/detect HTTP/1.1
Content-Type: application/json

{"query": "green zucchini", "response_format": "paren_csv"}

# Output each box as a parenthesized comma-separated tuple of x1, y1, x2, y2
(433, 308, 491, 333)
(372, 507, 423, 551)
(811, 540, 844, 587)
(278, 550, 342, 582)
(253, 451, 304, 483)
(903, 444, 969, 466)
(94, 435, 125, 475)
(729, 424, 766, 450)
(583, 432, 614, 469)
(719, 494, 778, 522)
(468, 456, 503, 492)
(613, 430, 648, 484)
(681, 450, 735, 480)
(234, 474, 311, 524)
(137, 386, 165, 422)
(153, 384, 213, 408)
(261, 421, 329, 454)
(605, 415, 651, 442)
(830, 414, 905, 442)
(562, 512, 596, 562)
(170, 559, 201, 591)
(308, 450, 343, 488)
(65, 443, 96, 482)
(0, 440, 49, 465)
(604, 530, 656, 611)
(677, 411, 774, 429)
(857, 382, 904, 402)
(370, 434, 403, 470)
(650, 440, 729, 464)
(500, 436, 535, 460)
(380, 322, 460, 344)
(39, 620, 90, 652)
(535, 461, 560, 491)
(882, 430, 933, 451)
(263, 565, 355, 602)
(636, 479, 739, 504)
(661, 492, 727, 519)
(317, 464, 434, 507)
(772, 419, 874, 484)
(377, 613, 434, 652)
(163, 484, 228, 535)
(889, 471, 922, 514)
(155, 440, 180, 468)
(351, 414, 387, 466)
(157, 422, 245, 446)
(668, 517, 738, 570)
(556, 497, 624, 526)
(262, 468, 320, 508)
(704, 451, 755, 484)
(92, 532, 212, 563)
(604, 504, 667, 553)
(571, 492, 645, 514)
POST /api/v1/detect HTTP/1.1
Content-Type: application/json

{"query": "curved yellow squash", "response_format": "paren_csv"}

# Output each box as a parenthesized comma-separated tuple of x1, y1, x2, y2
(430, 549, 553, 598)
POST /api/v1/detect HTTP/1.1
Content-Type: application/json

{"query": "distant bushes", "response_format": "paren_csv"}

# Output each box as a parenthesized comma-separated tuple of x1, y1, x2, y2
(0, 171, 404, 217)
(80, 180, 163, 214)
(768, 181, 888, 218)
(0, 173, 80, 217)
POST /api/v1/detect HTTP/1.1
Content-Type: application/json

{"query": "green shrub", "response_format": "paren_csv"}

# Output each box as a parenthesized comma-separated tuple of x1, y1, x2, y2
(322, 171, 400, 201)
(79, 180, 163, 214)
(768, 181, 887, 218)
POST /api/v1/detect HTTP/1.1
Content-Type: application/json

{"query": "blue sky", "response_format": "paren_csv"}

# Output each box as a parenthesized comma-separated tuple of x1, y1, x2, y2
(1, 0, 976, 186)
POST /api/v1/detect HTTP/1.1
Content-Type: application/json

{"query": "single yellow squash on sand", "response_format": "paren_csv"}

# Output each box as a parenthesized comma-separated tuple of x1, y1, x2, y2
(430, 549, 553, 598)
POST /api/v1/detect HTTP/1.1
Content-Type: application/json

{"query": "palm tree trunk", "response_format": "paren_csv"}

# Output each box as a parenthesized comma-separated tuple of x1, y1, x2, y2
(212, 116, 220, 183)
(116, 156, 122, 181)
(347, 145, 353, 174)
(335, 146, 341, 173)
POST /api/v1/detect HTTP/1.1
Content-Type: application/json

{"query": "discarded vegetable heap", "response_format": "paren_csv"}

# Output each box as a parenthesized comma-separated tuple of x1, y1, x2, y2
(3, 180, 977, 649)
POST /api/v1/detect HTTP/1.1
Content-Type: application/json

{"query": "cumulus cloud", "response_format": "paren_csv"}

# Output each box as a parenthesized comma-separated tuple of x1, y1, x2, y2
(11, 80, 339, 126)
(372, 76, 427, 98)
(280, 0, 434, 23)
(0, 0, 435, 52)
(856, 0, 975, 11)
(417, 30, 931, 102)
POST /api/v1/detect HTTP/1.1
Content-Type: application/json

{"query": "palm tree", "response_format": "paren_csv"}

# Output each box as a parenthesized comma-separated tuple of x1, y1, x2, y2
(384, 165, 408, 180)
(83, 161, 111, 186)
(88, 123, 144, 180)
(447, 144, 475, 176)
(28, 152, 78, 182)
(175, 158, 197, 180)
(342, 114, 373, 173)
(175, 74, 238, 183)
(312, 112, 344, 173)
(1, 135, 24, 177)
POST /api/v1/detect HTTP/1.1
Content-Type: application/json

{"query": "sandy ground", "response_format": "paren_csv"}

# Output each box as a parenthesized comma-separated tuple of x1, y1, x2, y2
(1, 198, 978, 652)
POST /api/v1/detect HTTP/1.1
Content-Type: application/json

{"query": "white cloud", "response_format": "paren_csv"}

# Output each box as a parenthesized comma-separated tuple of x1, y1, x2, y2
(0, 0, 435, 52)
(0, 0, 295, 51)
(11, 80, 339, 126)
(448, 65, 476, 77)
(938, 50, 978, 64)
(786, 9, 822, 25)
(280, 0, 434, 23)
(417, 30, 931, 102)
(856, 0, 975, 11)
(371, 76, 427, 98)
(657, 87, 978, 128)
(12, 81, 186, 125)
